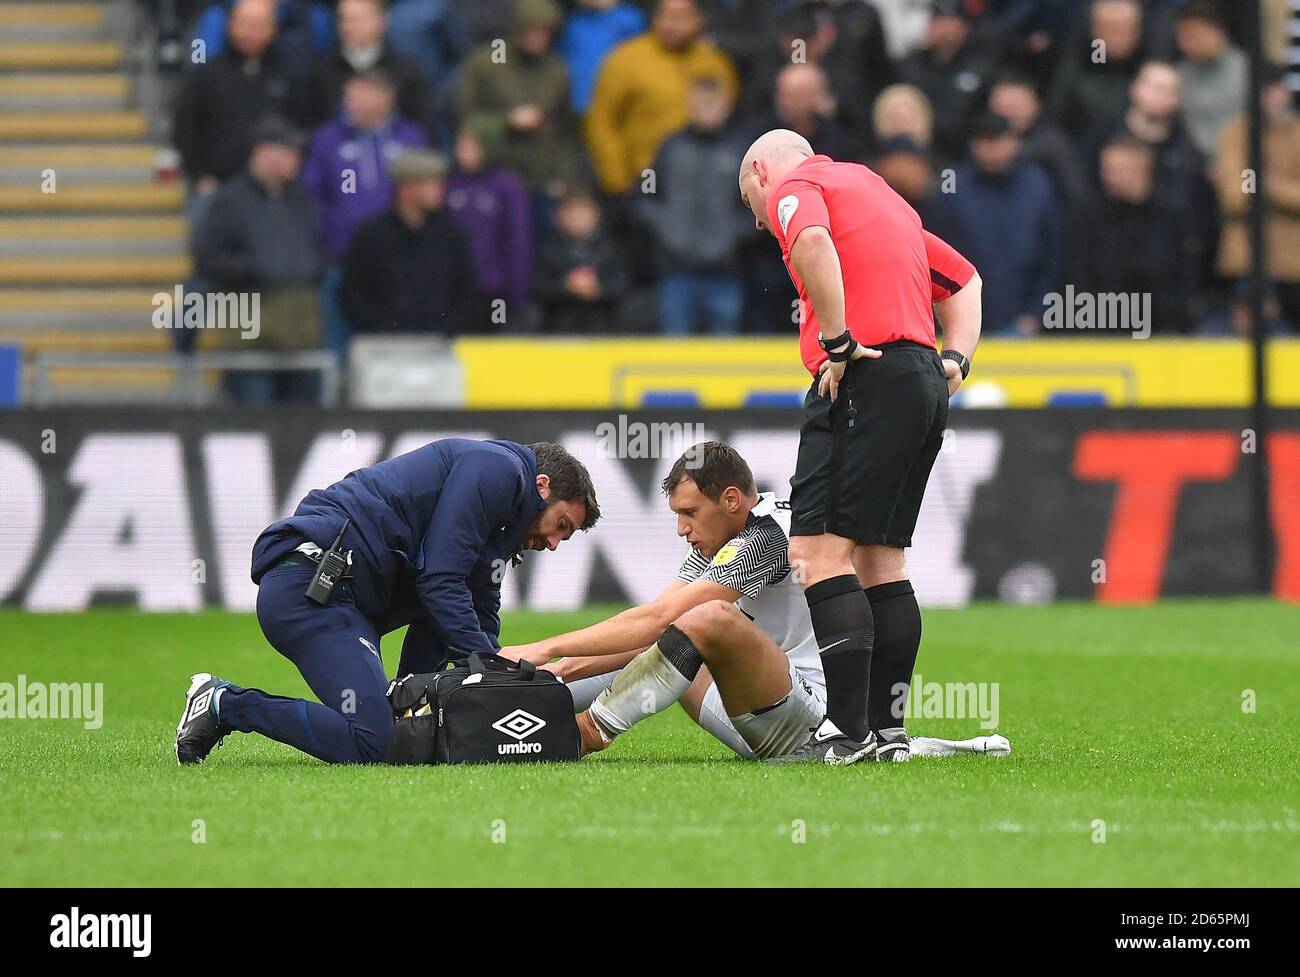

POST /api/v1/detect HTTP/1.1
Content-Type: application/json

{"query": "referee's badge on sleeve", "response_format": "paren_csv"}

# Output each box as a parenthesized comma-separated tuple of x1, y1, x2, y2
(777, 195, 799, 235)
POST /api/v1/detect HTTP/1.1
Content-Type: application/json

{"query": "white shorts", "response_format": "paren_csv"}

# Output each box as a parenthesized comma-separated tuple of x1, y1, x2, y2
(697, 659, 826, 760)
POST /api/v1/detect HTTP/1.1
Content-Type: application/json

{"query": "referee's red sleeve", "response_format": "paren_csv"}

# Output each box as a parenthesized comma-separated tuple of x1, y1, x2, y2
(923, 230, 975, 302)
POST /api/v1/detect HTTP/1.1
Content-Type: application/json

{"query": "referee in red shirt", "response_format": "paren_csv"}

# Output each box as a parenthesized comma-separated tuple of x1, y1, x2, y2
(739, 129, 983, 764)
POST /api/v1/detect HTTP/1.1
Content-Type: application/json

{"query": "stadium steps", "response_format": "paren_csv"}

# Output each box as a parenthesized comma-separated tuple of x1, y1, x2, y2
(0, 0, 190, 394)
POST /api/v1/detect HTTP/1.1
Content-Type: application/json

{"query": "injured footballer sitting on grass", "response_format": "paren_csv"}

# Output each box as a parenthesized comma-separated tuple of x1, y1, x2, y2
(502, 442, 1010, 763)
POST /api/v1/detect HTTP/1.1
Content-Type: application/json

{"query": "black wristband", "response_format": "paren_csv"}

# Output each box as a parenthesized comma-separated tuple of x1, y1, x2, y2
(819, 331, 858, 362)
(941, 349, 970, 379)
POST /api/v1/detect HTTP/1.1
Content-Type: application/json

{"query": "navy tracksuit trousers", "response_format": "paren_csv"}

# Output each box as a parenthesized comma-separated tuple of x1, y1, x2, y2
(217, 560, 442, 764)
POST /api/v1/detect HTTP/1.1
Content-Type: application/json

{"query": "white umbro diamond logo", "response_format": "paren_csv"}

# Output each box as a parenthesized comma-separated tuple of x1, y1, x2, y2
(492, 709, 547, 742)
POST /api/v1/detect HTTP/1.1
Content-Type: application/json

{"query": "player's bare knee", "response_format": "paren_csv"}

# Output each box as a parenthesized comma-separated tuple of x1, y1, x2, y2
(789, 534, 854, 587)
(674, 599, 738, 654)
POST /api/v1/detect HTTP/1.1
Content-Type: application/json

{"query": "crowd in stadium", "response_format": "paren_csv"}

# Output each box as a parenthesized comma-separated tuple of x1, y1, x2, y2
(168, 0, 1299, 359)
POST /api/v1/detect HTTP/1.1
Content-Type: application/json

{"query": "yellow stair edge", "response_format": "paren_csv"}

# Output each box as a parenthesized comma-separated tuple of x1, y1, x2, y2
(0, 256, 192, 285)
(0, 216, 187, 239)
(0, 112, 147, 140)
(0, 41, 122, 70)
(0, 184, 186, 212)
(0, 74, 128, 97)
(0, 288, 168, 313)
(0, 4, 104, 27)
(0, 332, 174, 354)
(0, 145, 158, 168)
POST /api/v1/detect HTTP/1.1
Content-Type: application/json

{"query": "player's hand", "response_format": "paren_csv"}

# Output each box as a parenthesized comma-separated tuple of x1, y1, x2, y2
(500, 643, 553, 667)
(942, 357, 963, 398)
(817, 343, 882, 401)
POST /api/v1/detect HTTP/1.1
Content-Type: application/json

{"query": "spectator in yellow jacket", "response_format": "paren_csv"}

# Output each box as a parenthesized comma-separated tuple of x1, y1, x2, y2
(585, 0, 738, 194)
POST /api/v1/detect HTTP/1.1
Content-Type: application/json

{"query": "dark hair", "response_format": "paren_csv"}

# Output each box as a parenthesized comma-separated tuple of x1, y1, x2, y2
(348, 67, 397, 92)
(529, 442, 600, 530)
(1177, 0, 1225, 27)
(661, 441, 756, 501)
(1103, 132, 1155, 159)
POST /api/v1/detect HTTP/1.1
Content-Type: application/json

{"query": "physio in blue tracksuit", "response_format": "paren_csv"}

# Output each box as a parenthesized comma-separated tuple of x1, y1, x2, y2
(177, 439, 599, 764)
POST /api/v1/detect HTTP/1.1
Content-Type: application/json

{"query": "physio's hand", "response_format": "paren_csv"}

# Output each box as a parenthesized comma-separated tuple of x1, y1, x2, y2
(942, 357, 963, 398)
(818, 343, 882, 401)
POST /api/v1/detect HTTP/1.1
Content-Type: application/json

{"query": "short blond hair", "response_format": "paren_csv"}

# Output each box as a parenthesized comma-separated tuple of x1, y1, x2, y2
(873, 84, 934, 148)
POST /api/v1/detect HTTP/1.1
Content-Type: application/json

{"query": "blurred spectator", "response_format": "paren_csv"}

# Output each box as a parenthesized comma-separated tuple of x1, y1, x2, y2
(1175, 1, 1248, 161)
(586, 0, 739, 194)
(176, 0, 307, 199)
(938, 112, 1059, 335)
(1216, 66, 1300, 332)
(749, 63, 856, 162)
(985, 0, 1074, 83)
(190, 0, 332, 80)
(873, 135, 955, 237)
(639, 78, 752, 335)
(1092, 59, 1216, 298)
(897, 0, 1001, 161)
(558, 0, 648, 114)
(1073, 134, 1191, 333)
(446, 126, 533, 316)
(743, 1, 895, 143)
(192, 117, 325, 402)
(456, 0, 578, 195)
(382, 0, 469, 139)
(301, 69, 428, 356)
(872, 0, 936, 60)
(987, 70, 1089, 211)
(1047, 0, 1146, 139)
(872, 83, 935, 152)
(305, 0, 433, 133)
(341, 151, 481, 335)
(534, 188, 630, 333)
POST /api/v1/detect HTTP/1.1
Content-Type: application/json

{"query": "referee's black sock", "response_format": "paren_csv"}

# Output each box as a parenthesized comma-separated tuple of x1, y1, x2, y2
(864, 580, 922, 735)
(805, 575, 873, 742)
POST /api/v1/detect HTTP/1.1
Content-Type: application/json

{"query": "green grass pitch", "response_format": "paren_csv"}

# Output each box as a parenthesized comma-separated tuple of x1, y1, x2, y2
(1, 600, 1297, 887)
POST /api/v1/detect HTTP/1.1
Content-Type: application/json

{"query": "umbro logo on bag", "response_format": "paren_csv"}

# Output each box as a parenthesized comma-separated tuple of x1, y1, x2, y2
(492, 709, 547, 755)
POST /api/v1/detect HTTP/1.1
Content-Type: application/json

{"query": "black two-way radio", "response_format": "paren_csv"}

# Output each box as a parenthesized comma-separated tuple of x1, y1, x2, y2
(305, 518, 352, 605)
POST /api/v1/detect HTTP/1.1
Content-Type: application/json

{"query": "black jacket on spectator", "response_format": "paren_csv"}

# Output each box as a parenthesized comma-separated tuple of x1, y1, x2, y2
(1047, 47, 1142, 141)
(898, 33, 1002, 162)
(306, 48, 434, 132)
(175, 49, 305, 182)
(1072, 192, 1191, 334)
(533, 229, 628, 334)
(193, 171, 322, 288)
(341, 209, 482, 336)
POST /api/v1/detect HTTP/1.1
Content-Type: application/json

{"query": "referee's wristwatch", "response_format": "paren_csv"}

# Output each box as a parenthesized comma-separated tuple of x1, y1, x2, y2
(941, 349, 971, 380)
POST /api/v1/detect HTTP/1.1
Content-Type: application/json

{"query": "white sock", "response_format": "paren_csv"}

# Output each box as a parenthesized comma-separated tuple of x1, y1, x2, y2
(589, 643, 693, 737)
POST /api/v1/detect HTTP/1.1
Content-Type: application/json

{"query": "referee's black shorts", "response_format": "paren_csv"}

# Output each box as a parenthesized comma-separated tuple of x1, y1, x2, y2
(789, 340, 949, 547)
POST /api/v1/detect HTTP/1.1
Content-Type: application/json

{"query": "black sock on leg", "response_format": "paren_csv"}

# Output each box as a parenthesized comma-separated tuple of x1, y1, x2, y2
(864, 580, 922, 734)
(805, 574, 873, 741)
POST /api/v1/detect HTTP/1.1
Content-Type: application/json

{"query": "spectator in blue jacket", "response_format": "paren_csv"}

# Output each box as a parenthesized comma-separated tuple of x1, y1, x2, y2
(938, 112, 1060, 335)
(301, 69, 428, 356)
(557, 0, 647, 113)
(175, 438, 600, 765)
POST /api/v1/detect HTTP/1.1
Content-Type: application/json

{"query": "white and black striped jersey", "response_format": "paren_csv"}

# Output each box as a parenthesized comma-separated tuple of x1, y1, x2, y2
(676, 493, 824, 689)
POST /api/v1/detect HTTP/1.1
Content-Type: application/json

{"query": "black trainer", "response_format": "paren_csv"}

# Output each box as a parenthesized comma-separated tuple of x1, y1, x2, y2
(766, 720, 876, 765)
(870, 728, 911, 762)
(175, 673, 236, 765)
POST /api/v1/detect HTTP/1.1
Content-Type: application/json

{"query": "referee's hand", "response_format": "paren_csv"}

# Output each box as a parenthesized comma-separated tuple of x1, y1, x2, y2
(818, 344, 882, 401)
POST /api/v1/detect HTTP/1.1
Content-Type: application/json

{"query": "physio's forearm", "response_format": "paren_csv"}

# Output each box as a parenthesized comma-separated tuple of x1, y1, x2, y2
(936, 274, 983, 359)
(790, 231, 847, 337)
(554, 649, 643, 682)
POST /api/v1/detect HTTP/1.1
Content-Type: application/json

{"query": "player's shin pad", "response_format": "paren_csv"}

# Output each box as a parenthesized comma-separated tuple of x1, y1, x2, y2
(588, 625, 702, 739)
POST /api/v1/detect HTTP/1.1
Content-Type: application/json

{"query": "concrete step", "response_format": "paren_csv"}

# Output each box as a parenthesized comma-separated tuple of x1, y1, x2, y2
(0, 253, 190, 286)
(0, 216, 186, 254)
(0, 40, 123, 71)
(0, 287, 166, 331)
(0, 182, 185, 213)
(0, 73, 129, 110)
(0, 110, 146, 141)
